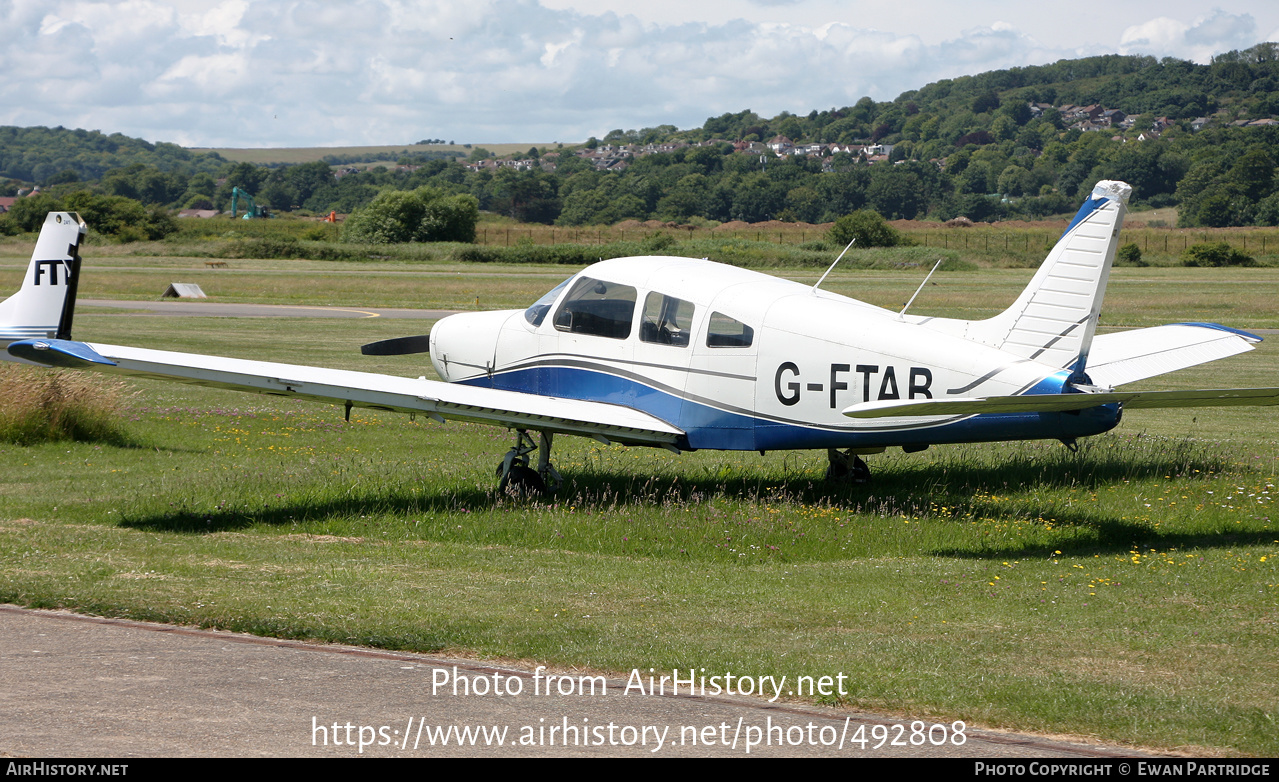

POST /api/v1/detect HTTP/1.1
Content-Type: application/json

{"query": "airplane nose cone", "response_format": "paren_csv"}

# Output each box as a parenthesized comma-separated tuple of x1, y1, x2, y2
(429, 310, 519, 382)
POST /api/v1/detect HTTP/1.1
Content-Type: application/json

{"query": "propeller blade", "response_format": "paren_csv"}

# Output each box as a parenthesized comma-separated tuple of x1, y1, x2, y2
(360, 334, 431, 356)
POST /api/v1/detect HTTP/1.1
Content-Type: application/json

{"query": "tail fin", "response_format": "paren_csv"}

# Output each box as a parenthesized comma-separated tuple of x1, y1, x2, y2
(963, 181, 1130, 373)
(0, 212, 86, 354)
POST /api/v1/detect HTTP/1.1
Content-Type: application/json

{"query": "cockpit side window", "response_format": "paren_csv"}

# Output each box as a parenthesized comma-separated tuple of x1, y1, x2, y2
(552, 276, 637, 340)
(706, 312, 754, 348)
(524, 277, 572, 327)
(639, 292, 695, 347)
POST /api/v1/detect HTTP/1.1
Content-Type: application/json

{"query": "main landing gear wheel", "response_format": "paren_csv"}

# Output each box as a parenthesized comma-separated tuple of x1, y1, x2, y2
(826, 448, 871, 484)
(496, 430, 562, 496)
(499, 464, 545, 496)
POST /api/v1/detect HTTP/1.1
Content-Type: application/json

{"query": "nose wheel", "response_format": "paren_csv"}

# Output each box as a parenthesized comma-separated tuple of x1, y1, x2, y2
(496, 430, 561, 496)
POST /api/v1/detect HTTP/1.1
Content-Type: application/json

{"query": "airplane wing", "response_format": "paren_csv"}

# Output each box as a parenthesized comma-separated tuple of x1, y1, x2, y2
(1086, 323, 1260, 387)
(7, 338, 684, 448)
(843, 387, 1279, 420)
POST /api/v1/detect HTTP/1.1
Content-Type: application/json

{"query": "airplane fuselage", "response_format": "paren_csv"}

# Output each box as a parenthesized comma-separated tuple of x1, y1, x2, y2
(10, 185, 1273, 491)
(429, 256, 1121, 452)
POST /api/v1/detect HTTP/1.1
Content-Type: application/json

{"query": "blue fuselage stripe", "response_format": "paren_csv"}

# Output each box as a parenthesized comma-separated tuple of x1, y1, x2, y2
(463, 365, 1121, 451)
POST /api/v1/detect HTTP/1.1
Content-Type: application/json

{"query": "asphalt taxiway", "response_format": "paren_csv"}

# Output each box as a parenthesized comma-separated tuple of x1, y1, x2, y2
(1, 606, 1157, 759)
(79, 299, 456, 320)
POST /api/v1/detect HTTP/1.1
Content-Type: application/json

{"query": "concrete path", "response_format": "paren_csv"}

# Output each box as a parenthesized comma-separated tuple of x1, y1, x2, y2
(1, 606, 1156, 759)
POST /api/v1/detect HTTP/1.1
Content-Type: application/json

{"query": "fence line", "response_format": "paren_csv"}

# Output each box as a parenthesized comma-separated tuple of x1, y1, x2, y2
(474, 224, 1279, 255)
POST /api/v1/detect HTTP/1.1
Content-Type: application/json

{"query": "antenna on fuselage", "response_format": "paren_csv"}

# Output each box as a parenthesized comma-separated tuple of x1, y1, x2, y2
(812, 238, 855, 294)
(898, 258, 945, 319)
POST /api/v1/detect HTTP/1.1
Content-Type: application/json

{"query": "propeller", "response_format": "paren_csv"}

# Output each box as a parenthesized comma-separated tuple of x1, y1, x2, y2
(360, 334, 432, 356)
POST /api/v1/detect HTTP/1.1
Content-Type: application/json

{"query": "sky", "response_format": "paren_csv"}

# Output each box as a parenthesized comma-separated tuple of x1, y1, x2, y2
(2, 0, 1277, 149)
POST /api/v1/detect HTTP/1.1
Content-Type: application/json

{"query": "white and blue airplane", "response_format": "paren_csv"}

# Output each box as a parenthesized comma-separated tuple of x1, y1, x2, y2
(4, 181, 1278, 492)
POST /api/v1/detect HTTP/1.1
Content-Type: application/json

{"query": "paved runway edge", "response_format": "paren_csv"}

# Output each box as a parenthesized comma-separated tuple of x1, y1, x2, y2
(78, 299, 459, 320)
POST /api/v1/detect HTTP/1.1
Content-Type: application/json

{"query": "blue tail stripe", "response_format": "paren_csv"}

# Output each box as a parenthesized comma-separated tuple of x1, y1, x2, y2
(1059, 196, 1108, 239)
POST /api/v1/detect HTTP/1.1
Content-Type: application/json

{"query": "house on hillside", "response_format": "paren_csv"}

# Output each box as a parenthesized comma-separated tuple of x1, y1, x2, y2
(1100, 109, 1126, 126)
(1072, 104, 1104, 122)
(1072, 120, 1106, 132)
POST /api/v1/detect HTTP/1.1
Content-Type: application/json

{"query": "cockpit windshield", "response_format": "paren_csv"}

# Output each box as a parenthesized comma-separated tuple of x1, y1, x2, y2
(524, 277, 573, 327)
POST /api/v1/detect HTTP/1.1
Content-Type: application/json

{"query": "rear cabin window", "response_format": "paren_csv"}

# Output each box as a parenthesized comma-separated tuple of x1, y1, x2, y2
(639, 292, 695, 347)
(706, 312, 754, 348)
(552, 277, 637, 340)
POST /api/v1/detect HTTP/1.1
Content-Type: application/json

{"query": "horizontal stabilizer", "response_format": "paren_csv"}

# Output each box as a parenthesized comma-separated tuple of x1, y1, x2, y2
(1087, 323, 1260, 387)
(844, 387, 1279, 419)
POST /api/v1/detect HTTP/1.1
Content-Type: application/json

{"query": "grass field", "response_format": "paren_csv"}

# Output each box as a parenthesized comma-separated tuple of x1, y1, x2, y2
(0, 249, 1277, 756)
(1, 253, 1275, 328)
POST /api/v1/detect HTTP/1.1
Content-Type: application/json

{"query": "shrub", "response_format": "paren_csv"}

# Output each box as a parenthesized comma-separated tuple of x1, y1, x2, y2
(0, 191, 176, 241)
(828, 209, 905, 248)
(453, 244, 605, 265)
(0, 364, 133, 445)
(642, 233, 676, 253)
(1, 193, 68, 234)
(215, 237, 371, 261)
(799, 239, 835, 252)
(342, 187, 479, 244)
(1181, 242, 1255, 267)
(1115, 242, 1145, 266)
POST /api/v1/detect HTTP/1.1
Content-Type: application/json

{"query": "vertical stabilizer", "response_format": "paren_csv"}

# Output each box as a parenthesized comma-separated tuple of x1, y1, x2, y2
(0, 212, 87, 351)
(965, 181, 1130, 371)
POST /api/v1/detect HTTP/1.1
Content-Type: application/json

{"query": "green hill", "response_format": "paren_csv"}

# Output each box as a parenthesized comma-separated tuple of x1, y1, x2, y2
(0, 126, 227, 184)
(4, 45, 1279, 229)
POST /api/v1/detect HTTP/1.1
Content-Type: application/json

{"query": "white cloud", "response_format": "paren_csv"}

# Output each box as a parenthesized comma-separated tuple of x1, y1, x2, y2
(1120, 9, 1259, 62)
(179, 1, 262, 49)
(0, 1, 1276, 147)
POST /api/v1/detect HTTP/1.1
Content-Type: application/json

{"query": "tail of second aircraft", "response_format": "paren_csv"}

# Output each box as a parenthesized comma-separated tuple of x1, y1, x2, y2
(940, 181, 1131, 374)
(0, 212, 87, 357)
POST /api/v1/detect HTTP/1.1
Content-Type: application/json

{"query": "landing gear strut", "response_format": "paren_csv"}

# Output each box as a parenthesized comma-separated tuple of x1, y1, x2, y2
(826, 448, 871, 484)
(496, 430, 561, 496)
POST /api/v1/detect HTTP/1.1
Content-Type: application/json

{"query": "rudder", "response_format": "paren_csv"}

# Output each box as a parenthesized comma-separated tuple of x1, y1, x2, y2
(963, 181, 1131, 372)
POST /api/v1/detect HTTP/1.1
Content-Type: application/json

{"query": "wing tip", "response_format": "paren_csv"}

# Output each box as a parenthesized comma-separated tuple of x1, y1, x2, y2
(7, 338, 117, 368)
(1171, 322, 1263, 343)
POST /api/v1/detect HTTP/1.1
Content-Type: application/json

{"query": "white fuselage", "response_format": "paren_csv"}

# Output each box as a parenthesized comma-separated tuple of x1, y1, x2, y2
(429, 256, 1121, 452)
